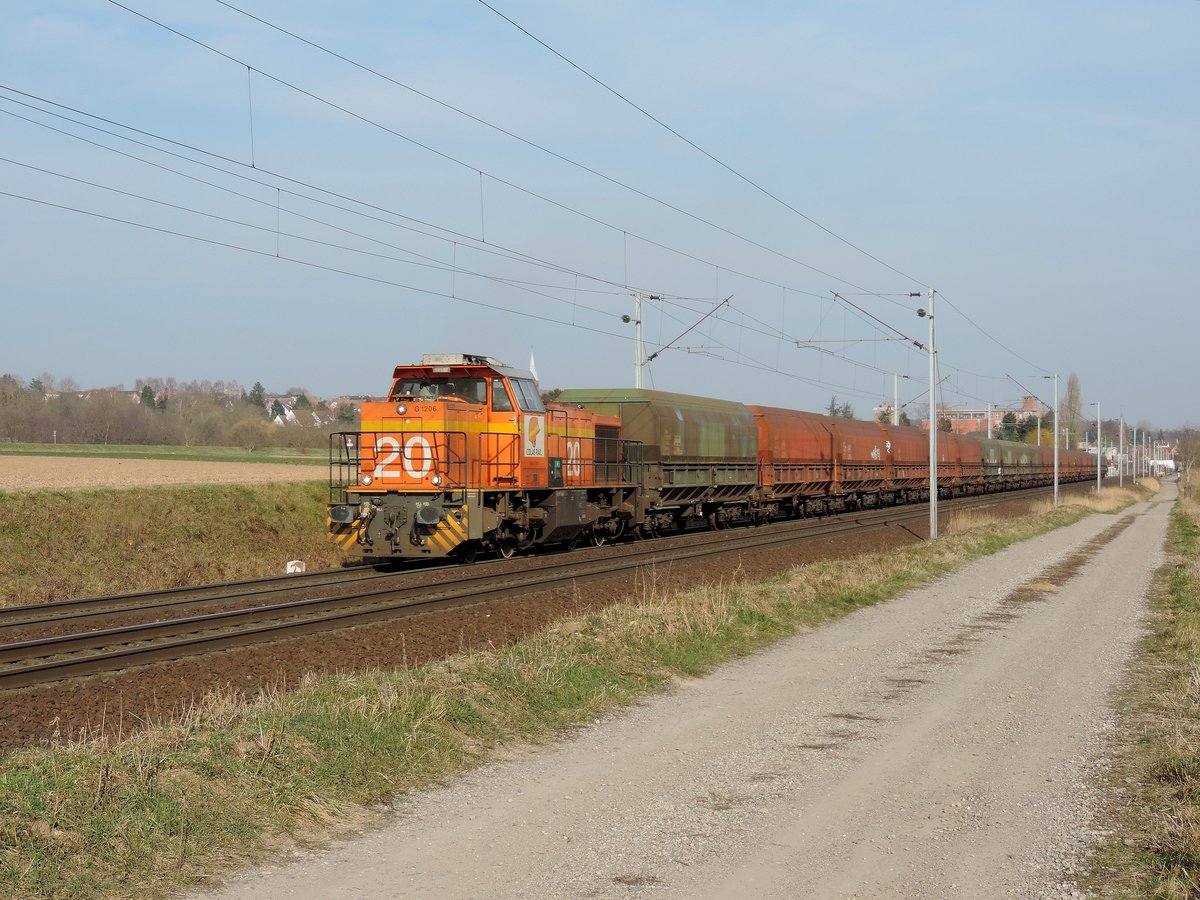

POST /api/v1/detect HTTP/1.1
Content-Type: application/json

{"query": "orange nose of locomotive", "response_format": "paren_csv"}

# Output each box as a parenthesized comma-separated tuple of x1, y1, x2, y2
(328, 395, 472, 560)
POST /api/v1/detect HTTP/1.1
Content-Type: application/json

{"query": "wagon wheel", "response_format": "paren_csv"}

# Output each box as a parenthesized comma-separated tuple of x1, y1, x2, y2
(456, 541, 479, 564)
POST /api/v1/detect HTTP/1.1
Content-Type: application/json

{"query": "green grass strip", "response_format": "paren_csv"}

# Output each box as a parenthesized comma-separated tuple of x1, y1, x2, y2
(0, 499, 1123, 899)
(1082, 493, 1200, 898)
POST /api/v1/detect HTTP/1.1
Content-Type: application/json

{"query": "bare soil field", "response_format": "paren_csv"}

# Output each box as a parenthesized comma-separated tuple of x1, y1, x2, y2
(0, 455, 325, 492)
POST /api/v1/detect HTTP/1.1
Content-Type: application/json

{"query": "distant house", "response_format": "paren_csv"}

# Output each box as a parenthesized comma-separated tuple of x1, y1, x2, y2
(50, 387, 143, 403)
(919, 396, 1048, 435)
(266, 396, 300, 426)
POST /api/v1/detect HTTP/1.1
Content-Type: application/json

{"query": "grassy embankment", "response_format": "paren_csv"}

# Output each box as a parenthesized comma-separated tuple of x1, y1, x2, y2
(0, 484, 1152, 898)
(0, 442, 325, 465)
(1081, 482, 1200, 898)
(0, 483, 342, 605)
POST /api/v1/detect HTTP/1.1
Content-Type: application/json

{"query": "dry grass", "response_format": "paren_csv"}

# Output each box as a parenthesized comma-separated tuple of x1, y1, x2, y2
(0, 482, 342, 605)
(943, 484, 1151, 536)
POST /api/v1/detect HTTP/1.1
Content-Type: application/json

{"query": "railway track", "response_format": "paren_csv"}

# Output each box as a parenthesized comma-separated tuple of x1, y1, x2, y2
(0, 483, 1084, 690)
(0, 560, 405, 632)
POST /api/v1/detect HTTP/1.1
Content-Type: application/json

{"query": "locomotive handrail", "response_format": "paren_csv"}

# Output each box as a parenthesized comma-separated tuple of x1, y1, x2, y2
(330, 430, 644, 499)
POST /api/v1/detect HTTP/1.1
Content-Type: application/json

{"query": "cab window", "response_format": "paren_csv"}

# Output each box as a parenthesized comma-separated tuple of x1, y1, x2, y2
(390, 377, 486, 404)
(511, 378, 545, 412)
(491, 378, 514, 412)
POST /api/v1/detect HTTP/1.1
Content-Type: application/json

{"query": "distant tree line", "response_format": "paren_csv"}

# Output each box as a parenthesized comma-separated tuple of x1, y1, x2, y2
(826, 395, 855, 419)
(0, 374, 358, 451)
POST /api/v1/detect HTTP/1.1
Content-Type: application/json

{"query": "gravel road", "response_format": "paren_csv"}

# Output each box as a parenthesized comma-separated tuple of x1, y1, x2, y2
(195, 484, 1174, 900)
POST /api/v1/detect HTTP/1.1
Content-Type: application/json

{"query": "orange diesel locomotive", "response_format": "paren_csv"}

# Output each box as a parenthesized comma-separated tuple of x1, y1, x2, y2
(328, 354, 639, 562)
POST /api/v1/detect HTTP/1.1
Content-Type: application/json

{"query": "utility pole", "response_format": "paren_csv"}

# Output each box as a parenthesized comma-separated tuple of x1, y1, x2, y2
(917, 289, 938, 539)
(1093, 401, 1102, 492)
(1050, 375, 1059, 505)
(1119, 416, 1125, 488)
(893, 373, 899, 426)
(634, 293, 644, 389)
(987, 403, 992, 438)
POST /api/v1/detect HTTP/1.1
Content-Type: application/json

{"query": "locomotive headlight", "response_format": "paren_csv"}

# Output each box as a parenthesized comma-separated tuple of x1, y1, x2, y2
(396, 404, 407, 415)
(329, 504, 357, 524)
(431, 474, 442, 486)
(361, 474, 373, 486)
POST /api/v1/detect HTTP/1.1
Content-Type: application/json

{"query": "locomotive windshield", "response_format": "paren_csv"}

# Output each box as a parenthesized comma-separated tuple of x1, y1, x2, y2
(390, 377, 486, 404)
(511, 378, 545, 412)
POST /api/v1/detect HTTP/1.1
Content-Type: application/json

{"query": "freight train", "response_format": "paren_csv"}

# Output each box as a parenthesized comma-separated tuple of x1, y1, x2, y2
(327, 353, 1096, 563)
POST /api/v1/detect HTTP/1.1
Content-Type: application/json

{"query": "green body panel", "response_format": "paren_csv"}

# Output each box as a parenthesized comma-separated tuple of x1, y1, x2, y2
(556, 388, 757, 506)
(977, 438, 1039, 472)
(556, 388, 757, 462)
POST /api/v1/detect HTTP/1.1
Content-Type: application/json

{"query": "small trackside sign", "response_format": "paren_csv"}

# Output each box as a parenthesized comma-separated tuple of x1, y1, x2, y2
(525, 415, 545, 457)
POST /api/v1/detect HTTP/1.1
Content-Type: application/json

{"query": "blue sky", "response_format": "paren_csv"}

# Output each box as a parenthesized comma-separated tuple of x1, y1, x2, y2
(2, 1, 1196, 427)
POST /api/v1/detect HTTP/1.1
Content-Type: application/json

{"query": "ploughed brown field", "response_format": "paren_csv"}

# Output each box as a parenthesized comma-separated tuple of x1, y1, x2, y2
(0, 455, 326, 492)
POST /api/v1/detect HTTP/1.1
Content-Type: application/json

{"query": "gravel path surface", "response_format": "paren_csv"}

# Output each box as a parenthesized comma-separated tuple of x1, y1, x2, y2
(194, 485, 1173, 900)
(0, 455, 324, 491)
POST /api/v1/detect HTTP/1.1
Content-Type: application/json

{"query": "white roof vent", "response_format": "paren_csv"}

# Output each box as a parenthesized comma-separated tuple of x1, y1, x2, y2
(419, 353, 508, 367)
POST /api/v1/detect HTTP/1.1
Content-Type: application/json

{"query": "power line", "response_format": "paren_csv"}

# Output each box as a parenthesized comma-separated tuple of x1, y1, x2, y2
(9, 8, 1058, 408)
(474, 0, 928, 288)
(0, 186, 631, 340)
(3, 85, 926, 384)
(2, 101, 919, 399)
(939, 291, 1051, 375)
(0, 154, 632, 323)
(0, 185, 899, 407)
(0, 88, 673, 299)
(5, 22, 1042, 402)
(207, 0, 906, 298)
(106, 0, 901, 308)
(471, 1, 1063, 382)
(0, 83, 874, 313)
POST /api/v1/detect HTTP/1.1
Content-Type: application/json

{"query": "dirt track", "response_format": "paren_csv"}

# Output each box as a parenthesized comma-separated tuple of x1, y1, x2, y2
(196, 486, 1174, 900)
(0, 456, 325, 492)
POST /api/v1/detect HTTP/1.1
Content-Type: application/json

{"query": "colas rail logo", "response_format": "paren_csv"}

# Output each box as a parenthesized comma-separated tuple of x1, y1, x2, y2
(524, 415, 545, 457)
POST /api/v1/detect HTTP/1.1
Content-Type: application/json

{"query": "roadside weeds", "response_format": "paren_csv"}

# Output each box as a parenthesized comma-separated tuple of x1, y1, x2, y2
(1080, 482, 1200, 899)
(0, 487, 1151, 899)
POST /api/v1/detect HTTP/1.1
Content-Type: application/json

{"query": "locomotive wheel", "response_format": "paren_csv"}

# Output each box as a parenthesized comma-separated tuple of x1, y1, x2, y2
(456, 541, 479, 564)
(497, 539, 518, 559)
(590, 528, 607, 547)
